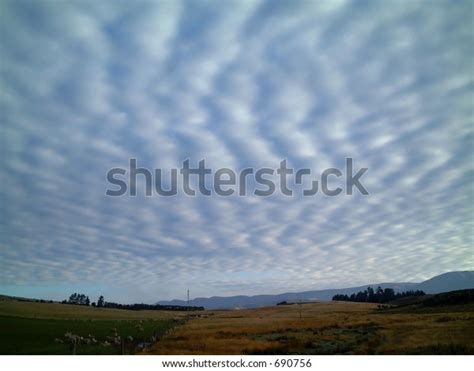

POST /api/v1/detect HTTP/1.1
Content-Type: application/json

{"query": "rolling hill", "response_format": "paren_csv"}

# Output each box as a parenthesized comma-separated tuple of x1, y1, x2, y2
(158, 271, 474, 309)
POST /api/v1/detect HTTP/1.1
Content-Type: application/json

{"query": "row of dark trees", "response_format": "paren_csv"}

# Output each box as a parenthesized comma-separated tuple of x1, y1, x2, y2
(332, 286, 425, 303)
(62, 293, 203, 311)
(61, 293, 104, 307)
(99, 301, 204, 311)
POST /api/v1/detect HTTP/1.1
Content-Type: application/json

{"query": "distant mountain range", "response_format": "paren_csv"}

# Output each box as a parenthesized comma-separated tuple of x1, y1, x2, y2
(158, 271, 474, 309)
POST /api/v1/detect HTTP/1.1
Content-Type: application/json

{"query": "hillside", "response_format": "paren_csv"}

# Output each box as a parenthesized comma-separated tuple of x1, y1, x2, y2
(415, 271, 474, 294)
(158, 271, 474, 309)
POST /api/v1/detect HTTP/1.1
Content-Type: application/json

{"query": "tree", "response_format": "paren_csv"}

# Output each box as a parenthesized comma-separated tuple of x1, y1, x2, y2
(68, 293, 78, 304)
(66, 293, 91, 306)
(367, 287, 375, 302)
(383, 288, 395, 302)
(97, 295, 105, 308)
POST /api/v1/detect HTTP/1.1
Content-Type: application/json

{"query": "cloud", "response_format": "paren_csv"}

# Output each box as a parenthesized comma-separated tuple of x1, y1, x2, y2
(0, 0, 472, 303)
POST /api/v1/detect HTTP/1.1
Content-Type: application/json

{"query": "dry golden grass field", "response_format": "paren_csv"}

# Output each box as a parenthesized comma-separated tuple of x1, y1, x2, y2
(143, 301, 474, 355)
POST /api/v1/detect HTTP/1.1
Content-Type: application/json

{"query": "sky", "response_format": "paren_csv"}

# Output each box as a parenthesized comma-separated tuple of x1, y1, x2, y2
(0, 0, 472, 304)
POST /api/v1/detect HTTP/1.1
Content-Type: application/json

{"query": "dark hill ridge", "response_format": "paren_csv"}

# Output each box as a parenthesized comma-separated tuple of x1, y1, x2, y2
(158, 271, 474, 309)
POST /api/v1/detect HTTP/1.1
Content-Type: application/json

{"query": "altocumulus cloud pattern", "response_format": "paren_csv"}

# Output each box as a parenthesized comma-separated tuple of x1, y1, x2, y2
(0, 0, 472, 302)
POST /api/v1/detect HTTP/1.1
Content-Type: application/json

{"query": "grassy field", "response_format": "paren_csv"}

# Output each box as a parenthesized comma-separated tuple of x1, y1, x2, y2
(0, 298, 188, 355)
(0, 315, 177, 355)
(1, 296, 473, 355)
(143, 301, 474, 355)
(0, 298, 184, 320)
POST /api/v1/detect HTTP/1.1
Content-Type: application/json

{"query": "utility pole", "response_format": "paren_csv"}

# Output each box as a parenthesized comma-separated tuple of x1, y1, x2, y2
(186, 289, 190, 320)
